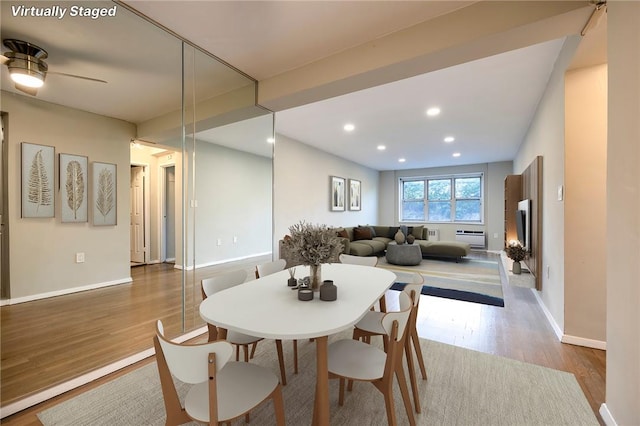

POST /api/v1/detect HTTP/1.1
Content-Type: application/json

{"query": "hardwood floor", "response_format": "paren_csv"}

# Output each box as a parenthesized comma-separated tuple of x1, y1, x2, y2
(0, 252, 605, 425)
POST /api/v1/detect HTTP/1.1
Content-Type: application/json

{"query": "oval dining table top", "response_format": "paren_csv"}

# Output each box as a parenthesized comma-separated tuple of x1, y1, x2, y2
(199, 262, 396, 340)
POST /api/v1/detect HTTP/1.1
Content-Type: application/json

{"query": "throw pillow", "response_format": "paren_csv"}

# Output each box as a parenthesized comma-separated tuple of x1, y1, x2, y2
(353, 226, 373, 241)
(410, 225, 424, 239)
(399, 225, 409, 237)
(387, 227, 399, 238)
(359, 224, 376, 238)
(336, 228, 349, 240)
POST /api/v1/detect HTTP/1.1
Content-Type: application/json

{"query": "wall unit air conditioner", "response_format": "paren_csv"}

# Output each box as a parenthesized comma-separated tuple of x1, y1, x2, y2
(455, 230, 485, 248)
(426, 228, 440, 241)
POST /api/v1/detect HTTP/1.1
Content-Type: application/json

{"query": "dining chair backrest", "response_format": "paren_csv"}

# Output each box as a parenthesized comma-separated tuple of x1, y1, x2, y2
(381, 291, 412, 341)
(155, 320, 233, 384)
(403, 283, 423, 309)
(256, 259, 286, 278)
(339, 254, 378, 267)
(201, 269, 248, 298)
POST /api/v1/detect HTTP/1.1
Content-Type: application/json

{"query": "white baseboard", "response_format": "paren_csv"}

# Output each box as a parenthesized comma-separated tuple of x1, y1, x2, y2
(599, 403, 617, 426)
(0, 277, 133, 306)
(173, 252, 272, 271)
(531, 289, 607, 350)
(562, 334, 607, 350)
(0, 326, 207, 419)
(530, 288, 564, 341)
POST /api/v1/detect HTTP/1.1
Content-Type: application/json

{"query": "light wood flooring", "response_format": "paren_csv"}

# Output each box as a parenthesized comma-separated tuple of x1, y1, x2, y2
(0, 252, 605, 425)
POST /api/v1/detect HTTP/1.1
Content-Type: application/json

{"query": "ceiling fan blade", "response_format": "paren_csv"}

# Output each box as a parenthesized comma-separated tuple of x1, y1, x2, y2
(0, 54, 9, 65)
(15, 83, 38, 96)
(47, 71, 107, 84)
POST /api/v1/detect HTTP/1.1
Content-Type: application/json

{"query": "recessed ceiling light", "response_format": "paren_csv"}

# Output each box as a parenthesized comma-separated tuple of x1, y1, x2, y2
(377, 145, 386, 151)
(426, 107, 441, 117)
(344, 123, 355, 132)
(267, 137, 275, 143)
(398, 158, 406, 163)
(444, 136, 455, 143)
(452, 152, 461, 157)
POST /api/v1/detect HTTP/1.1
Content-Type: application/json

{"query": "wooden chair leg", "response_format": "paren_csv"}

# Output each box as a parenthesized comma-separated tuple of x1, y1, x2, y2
(411, 328, 427, 380)
(275, 339, 287, 385)
(293, 340, 299, 374)
(243, 344, 250, 362)
(338, 378, 346, 406)
(250, 341, 258, 359)
(405, 338, 421, 413)
(395, 364, 417, 426)
(272, 383, 286, 426)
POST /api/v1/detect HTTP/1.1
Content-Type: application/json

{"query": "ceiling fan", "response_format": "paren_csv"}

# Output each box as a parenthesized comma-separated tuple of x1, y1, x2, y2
(0, 38, 107, 96)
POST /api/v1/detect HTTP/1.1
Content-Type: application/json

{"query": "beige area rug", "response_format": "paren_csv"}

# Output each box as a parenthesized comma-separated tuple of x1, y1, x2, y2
(37, 330, 598, 426)
(377, 254, 505, 307)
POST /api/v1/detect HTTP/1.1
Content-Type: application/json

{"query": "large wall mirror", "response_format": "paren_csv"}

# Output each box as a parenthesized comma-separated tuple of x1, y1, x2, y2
(0, 0, 273, 410)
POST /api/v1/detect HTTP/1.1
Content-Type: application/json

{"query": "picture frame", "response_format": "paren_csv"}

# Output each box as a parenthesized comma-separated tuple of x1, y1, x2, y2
(60, 153, 88, 223)
(349, 178, 361, 211)
(92, 162, 117, 226)
(21, 142, 55, 218)
(330, 176, 346, 211)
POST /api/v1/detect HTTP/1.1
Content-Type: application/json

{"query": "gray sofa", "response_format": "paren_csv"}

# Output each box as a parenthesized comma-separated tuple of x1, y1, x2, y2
(279, 225, 470, 267)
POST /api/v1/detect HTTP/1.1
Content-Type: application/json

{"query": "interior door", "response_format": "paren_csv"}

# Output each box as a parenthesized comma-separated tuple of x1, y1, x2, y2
(130, 165, 145, 264)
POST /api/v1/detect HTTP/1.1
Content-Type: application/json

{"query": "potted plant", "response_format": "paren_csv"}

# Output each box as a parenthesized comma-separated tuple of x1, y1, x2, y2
(282, 221, 343, 290)
(505, 241, 528, 274)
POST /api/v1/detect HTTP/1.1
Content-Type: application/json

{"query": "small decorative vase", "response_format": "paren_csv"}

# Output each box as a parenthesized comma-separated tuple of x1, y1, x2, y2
(512, 261, 522, 275)
(320, 280, 337, 301)
(288, 277, 297, 287)
(394, 229, 405, 245)
(310, 264, 322, 291)
(406, 234, 415, 244)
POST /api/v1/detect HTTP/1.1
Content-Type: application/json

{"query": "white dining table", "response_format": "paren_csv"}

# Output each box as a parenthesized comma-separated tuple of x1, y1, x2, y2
(199, 262, 396, 426)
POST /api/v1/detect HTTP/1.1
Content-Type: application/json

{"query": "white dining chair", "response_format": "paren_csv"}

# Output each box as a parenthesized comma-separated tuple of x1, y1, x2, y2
(255, 258, 297, 385)
(154, 320, 285, 426)
(328, 291, 415, 426)
(352, 273, 427, 413)
(339, 253, 385, 311)
(255, 258, 286, 279)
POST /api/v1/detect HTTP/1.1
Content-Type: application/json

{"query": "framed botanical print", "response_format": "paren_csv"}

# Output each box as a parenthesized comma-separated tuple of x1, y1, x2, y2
(349, 179, 361, 211)
(60, 153, 88, 223)
(330, 176, 345, 211)
(92, 162, 117, 226)
(21, 142, 55, 218)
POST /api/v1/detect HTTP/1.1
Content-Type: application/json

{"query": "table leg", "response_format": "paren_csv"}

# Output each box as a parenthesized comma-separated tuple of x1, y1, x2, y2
(312, 335, 329, 426)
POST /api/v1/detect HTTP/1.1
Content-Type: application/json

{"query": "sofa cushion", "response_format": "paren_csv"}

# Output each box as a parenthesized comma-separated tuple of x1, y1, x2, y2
(336, 228, 349, 239)
(373, 226, 390, 238)
(409, 225, 424, 240)
(359, 225, 376, 237)
(373, 236, 392, 245)
(386, 226, 400, 239)
(353, 226, 373, 240)
(348, 242, 375, 256)
(416, 240, 470, 257)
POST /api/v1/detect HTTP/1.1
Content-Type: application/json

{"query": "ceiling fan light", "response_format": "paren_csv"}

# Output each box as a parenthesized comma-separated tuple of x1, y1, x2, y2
(10, 69, 44, 88)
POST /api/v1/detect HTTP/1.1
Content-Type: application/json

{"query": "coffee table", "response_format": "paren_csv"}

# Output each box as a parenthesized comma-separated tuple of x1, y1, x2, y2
(386, 241, 422, 266)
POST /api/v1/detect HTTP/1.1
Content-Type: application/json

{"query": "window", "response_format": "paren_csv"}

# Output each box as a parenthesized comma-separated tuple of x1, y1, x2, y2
(400, 175, 483, 223)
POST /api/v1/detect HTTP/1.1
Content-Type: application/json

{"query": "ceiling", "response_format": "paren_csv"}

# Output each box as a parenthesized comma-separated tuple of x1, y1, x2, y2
(2, 1, 605, 171)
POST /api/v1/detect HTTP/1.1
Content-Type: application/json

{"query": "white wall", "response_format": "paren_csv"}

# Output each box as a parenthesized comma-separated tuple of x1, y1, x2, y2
(4, 91, 134, 300)
(604, 2, 640, 424)
(514, 36, 581, 334)
(273, 134, 379, 253)
(564, 64, 607, 344)
(378, 161, 511, 249)
(193, 140, 272, 267)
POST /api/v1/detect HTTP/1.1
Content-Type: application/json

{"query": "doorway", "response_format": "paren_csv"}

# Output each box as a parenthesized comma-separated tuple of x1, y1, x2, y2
(161, 165, 176, 263)
(0, 112, 8, 298)
(130, 165, 148, 265)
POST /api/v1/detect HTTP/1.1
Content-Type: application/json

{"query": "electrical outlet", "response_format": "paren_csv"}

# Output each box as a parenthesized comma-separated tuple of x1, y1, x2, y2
(493, 233, 499, 239)
(217, 238, 222, 246)
(76, 252, 85, 263)
(233, 236, 238, 243)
